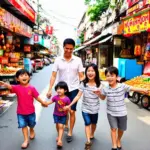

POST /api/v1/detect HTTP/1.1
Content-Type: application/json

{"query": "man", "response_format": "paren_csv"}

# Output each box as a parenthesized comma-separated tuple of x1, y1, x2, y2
(47, 38, 84, 142)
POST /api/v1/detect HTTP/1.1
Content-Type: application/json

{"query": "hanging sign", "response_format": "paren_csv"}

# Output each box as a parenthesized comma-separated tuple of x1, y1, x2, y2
(124, 11, 150, 34)
(8, 0, 36, 23)
(24, 45, 31, 52)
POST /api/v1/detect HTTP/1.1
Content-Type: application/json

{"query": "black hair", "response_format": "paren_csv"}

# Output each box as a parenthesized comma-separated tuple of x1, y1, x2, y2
(105, 66, 118, 76)
(63, 38, 75, 47)
(15, 69, 30, 79)
(55, 81, 69, 96)
(83, 63, 101, 87)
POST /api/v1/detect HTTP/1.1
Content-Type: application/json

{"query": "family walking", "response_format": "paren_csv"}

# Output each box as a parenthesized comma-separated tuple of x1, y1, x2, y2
(0, 38, 148, 150)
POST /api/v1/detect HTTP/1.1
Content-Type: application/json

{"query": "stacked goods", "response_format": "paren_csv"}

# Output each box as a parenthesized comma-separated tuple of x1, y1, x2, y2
(125, 76, 150, 96)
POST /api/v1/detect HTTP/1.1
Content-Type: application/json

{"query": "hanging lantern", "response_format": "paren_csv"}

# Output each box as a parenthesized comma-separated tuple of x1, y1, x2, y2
(134, 45, 142, 56)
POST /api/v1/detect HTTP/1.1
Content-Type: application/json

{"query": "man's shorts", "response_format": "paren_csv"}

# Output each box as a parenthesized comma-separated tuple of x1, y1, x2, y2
(82, 112, 98, 126)
(68, 89, 79, 111)
(107, 114, 127, 131)
(17, 113, 36, 128)
(53, 115, 67, 125)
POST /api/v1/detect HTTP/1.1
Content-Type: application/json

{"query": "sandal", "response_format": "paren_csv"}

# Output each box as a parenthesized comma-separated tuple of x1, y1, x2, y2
(85, 141, 92, 150)
(66, 135, 73, 143)
(30, 135, 35, 140)
(90, 137, 95, 140)
(21, 142, 29, 149)
(64, 127, 69, 132)
(57, 142, 63, 149)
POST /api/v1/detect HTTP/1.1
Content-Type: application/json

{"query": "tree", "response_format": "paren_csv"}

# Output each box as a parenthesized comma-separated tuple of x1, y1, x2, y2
(85, 0, 110, 22)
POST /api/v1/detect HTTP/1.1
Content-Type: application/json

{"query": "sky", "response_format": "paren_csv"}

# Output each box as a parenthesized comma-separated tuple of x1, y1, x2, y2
(40, 0, 86, 47)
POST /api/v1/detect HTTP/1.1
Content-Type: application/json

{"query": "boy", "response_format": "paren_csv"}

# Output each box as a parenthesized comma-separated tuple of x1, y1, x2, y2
(95, 66, 149, 150)
(0, 69, 48, 149)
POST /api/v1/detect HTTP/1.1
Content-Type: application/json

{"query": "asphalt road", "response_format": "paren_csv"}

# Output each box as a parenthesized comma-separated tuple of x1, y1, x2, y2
(0, 65, 150, 150)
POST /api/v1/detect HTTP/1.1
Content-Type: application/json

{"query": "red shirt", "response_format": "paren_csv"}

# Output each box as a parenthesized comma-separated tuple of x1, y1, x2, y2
(11, 85, 39, 115)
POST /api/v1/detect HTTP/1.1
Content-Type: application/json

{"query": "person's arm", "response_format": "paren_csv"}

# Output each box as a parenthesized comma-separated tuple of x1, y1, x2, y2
(64, 91, 83, 110)
(78, 72, 84, 81)
(123, 83, 149, 94)
(35, 96, 48, 107)
(47, 71, 57, 97)
(46, 100, 54, 105)
(93, 85, 107, 100)
(0, 81, 12, 90)
(47, 58, 59, 98)
(130, 87, 149, 94)
(78, 58, 85, 81)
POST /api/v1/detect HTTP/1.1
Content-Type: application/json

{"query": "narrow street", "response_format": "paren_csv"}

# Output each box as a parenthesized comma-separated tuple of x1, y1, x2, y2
(0, 65, 150, 150)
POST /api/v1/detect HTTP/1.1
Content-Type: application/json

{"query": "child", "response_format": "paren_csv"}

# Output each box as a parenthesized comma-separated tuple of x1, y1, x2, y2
(97, 66, 149, 150)
(46, 81, 70, 148)
(64, 63, 103, 150)
(0, 69, 47, 149)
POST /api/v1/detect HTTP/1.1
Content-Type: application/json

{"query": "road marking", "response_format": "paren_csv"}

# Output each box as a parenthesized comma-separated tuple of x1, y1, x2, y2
(138, 116, 150, 126)
(35, 85, 49, 122)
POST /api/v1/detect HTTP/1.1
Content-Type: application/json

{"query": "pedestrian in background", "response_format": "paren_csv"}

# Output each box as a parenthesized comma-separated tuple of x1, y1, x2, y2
(64, 63, 103, 150)
(0, 69, 47, 149)
(97, 66, 149, 150)
(46, 81, 70, 148)
(47, 38, 84, 142)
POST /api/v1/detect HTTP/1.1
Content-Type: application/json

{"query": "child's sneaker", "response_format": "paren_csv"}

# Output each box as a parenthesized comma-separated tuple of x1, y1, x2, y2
(85, 141, 92, 150)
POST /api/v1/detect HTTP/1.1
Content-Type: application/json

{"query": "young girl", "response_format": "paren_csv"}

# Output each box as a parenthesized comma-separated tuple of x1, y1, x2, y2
(46, 81, 71, 148)
(64, 63, 102, 150)
(0, 69, 47, 149)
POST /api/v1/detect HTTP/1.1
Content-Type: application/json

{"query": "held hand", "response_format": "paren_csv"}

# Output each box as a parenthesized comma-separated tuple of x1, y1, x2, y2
(41, 101, 49, 107)
(63, 106, 70, 111)
(0, 81, 5, 86)
(93, 90, 102, 96)
(46, 89, 52, 99)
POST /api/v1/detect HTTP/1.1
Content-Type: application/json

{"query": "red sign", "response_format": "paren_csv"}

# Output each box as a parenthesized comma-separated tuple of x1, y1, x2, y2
(127, 0, 150, 14)
(45, 26, 53, 35)
(127, 0, 140, 7)
(34, 35, 39, 42)
(8, 0, 36, 23)
(24, 45, 31, 52)
(0, 57, 8, 64)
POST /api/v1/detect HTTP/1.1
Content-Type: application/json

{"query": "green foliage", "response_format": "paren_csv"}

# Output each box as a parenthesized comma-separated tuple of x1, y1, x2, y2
(85, 0, 110, 21)
(75, 45, 80, 49)
(79, 31, 85, 44)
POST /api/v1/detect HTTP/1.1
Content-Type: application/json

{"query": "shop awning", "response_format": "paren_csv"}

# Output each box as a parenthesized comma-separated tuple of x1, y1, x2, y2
(83, 26, 113, 46)
(74, 45, 87, 52)
(99, 35, 112, 44)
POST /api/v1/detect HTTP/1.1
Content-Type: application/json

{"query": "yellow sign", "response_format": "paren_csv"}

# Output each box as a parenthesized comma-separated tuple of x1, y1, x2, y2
(124, 11, 150, 34)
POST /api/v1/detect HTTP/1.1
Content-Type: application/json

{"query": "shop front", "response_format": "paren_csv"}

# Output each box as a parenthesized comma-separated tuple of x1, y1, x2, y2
(114, 5, 150, 80)
(121, 3, 150, 108)
(0, 6, 33, 111)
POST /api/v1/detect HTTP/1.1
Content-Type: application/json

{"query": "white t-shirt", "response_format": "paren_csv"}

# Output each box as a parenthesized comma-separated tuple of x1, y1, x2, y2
(52, 55, 84, 92)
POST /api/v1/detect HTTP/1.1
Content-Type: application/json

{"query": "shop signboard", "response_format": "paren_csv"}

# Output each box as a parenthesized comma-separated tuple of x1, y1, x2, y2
(127, 0, 150, 15)
(127, 0, 140, 7)
(1, 8, 32, 37)
(24, 45, 31, 52)
(34, 34, 39, 43)
(124, 11, 150, 34)
(45, 26, 53, 35)
(8, 0, 36, 23)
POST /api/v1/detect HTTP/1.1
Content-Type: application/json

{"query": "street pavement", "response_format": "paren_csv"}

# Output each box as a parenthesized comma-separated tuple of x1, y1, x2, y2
(0, 65, 150, 150)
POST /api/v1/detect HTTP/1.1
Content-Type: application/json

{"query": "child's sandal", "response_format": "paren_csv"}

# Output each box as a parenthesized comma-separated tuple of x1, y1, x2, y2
(21, 142, 29, 149)
(57, 142, 63, 149)
(84, 141, 92, 150)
